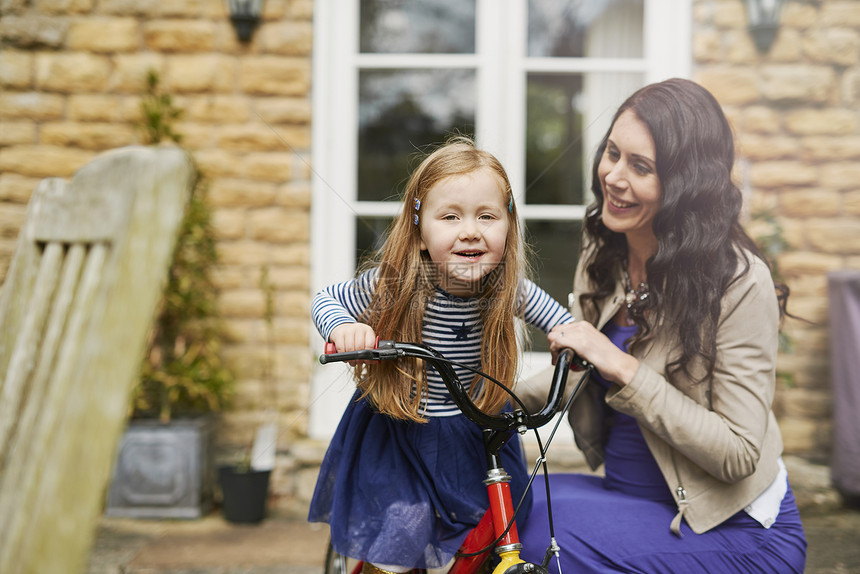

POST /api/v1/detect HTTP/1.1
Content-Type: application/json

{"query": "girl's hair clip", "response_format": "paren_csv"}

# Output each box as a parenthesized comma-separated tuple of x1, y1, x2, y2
(413, 198, 420, 225)
(508, 194, 513, 212)
(413, 213, 419, 225)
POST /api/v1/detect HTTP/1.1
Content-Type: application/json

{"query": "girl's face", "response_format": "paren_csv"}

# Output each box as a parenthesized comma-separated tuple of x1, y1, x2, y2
(598, 110, 662, 250)
(419, 167, 510, 297)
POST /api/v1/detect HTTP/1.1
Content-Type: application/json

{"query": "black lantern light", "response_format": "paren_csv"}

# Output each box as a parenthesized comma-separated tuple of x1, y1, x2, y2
(228, 0, 265, 43)
(744, 0, 785, 54)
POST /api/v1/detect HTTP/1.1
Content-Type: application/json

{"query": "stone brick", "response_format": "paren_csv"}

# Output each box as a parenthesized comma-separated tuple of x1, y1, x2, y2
(692, 29, 722, 62)
(40, 122, 135, 150)
(242, 152, 293, 182)
(778, 251, 843, 275)
(820, 1, 860, 27)
(845, 190, 860, 215)
(0, 121, 35, 146)
(767, 29, 803, 63)
(761, 66, 835, 104)
(807, 219, 860, 254)
(286, 0, 313, 20)
(67, 94, 118, 121)
(784, 273, 829, 298)
(211, 208, 246, 240)
(217, 240, 275, 266)
(846, 255, 860, 268)
(778, 417, 818, 454)
(750, 161, 817, 188)
(277, 182, 311, 208)
(268, 266, 309, 290)
(39, 0, 95, 14)
(193, 149, 243, 178)
(819, 162, 860, 191)
(271, 244, 309, 266)
(737, 135, 799, 160)
(221, 288, 265, 318)
(240, 57, 311, 96)
(844, 69, 860, 104)
(67, 18, 139, 52)
(0, 202, 27, 239)
(781, 2, 819, 29)
(112, 53, 165, 93)
(0, 92, 64, 120)
(800, 137, 860, 161)
(143, 20, 216, 52)
(784, 109, 857, 136)
(35, 53, 111, 92)
(96, 0, 159, 17)
(210, 178, 278, 207)
(782, 325, 829, 356)
(780, 189, 841, 217)
(274, 318, 309, 346)
(0, 50, 32, 89)
(0, 15, 68, 49)
(216, 124, 290, 151)
(184, 96, 250, 123)
(778, 388, 831, 419)
(0, 173, 39, 204)
(695, 68, 760, 105)
(740, 106, 780, 133)
(276, 291, 311, 318)
(713, 0, 745, 27)
(169, 122, 213, 150)
(0, 145, 94, 178)
(0, 238, 18, 280)
(154, 0, 223, 18)
(778, 218, 805, 250)
(257, 21, 313, 56)
(725, 30, 757, 64)
(248, 208, 309, 243)
(804, 29, 860, 67)
(164, 55, 235, 93)
(255, 97, 312, 125)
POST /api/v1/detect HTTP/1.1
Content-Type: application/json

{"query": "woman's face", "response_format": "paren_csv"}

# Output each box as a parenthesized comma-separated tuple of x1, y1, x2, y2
(597, 110, 662, 248)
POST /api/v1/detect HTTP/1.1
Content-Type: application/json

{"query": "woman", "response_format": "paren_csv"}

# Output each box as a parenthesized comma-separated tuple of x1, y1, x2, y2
(518, 78, 807, 573)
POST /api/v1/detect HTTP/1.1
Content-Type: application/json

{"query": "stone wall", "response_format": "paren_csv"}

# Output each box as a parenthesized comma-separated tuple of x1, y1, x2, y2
(693, 0, 860, 457)
(0, 0, 317, 510)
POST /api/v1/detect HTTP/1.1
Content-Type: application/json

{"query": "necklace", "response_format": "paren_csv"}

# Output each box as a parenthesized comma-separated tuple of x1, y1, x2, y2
(622, 267, 650, 309)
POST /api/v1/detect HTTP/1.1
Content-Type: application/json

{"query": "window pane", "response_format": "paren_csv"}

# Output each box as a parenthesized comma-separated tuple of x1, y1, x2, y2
(360, 0, 476, 54)
(528, 0, 644, 58)
(356, 216, 395, 267)
(525, 71, 643, 206)
(358, 69, 476, 202)
(525, 219, 583, 352)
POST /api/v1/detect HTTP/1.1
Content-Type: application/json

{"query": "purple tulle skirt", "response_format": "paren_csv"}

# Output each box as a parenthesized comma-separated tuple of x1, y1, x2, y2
(308, 392, 533, 569)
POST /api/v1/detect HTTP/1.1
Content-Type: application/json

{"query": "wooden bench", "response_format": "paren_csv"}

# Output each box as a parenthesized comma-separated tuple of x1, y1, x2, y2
(0, 145, 193, 574)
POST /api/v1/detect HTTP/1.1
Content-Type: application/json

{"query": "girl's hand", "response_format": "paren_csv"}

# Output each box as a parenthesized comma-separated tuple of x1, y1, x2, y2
(329, 323, 378, 366)
(548, 322, 639, 387)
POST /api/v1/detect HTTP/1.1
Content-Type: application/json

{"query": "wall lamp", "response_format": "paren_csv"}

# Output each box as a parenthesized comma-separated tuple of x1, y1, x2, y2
(227, 0, 265, 43)
(744, 0, 785, 54)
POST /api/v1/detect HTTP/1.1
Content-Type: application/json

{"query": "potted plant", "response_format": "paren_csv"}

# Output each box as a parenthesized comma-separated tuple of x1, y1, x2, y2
(105, 71, 235, 519)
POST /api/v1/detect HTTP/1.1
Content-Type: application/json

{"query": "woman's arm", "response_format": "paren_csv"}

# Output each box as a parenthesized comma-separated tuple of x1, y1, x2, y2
(607, 257, 780, 482)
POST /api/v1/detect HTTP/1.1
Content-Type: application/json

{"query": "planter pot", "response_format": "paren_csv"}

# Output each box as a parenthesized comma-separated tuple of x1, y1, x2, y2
(218, 466, 271, 524)
(105, 417, 214, 519)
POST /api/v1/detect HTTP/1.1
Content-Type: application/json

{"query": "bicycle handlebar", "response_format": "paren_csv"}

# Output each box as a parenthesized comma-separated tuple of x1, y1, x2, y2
(319, 340, 589, 432)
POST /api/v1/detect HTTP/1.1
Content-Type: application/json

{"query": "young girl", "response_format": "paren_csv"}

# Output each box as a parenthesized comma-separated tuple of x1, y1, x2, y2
(309, 137, 573, 573)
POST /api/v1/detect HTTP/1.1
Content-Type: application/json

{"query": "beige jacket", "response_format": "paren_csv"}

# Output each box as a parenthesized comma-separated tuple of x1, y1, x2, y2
(526, 246, 784, 535)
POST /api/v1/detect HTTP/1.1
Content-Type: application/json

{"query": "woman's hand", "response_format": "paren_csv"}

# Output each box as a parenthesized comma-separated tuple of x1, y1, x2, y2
(329, 323, 378, 366)
(548, 322, 639, 387)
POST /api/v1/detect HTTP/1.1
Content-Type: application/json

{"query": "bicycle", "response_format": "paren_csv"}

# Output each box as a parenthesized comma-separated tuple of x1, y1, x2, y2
(319, 339, 592, 574)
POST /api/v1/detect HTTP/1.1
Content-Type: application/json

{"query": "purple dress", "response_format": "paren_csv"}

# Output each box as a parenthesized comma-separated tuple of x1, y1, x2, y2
(518, 321, 807, 573)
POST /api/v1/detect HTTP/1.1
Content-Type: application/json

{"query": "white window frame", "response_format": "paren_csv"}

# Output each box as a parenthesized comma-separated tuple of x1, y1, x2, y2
(309, 0, 691, 439)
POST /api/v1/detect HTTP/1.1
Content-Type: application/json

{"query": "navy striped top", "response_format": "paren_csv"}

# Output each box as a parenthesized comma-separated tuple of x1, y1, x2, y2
(312, 269, 573, 417)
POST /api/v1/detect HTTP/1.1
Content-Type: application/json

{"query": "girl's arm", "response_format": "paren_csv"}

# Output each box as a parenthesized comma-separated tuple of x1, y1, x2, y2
(521, 278, 574, 332)
(311, 269, 377, 342)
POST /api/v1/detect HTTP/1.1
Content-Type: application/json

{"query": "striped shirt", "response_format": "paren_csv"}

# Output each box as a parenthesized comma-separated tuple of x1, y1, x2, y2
(312, 269, 573, 417)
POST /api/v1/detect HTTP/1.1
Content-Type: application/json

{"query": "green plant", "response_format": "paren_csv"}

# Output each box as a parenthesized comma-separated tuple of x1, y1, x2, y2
(130, 71, 234, 422)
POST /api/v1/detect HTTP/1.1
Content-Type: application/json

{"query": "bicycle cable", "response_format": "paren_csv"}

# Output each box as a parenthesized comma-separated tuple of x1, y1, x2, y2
(441, 361, 592, 560)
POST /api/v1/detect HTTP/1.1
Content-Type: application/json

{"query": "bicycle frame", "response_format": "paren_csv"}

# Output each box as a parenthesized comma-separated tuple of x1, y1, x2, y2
(321, 341, 583, 574)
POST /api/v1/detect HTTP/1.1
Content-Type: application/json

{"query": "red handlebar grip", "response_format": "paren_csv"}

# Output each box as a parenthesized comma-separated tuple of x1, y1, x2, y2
(324, 336, 380, 354)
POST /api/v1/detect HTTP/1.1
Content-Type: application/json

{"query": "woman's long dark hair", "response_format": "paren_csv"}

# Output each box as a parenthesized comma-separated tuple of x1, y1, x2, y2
(581, 78, 789, 384)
